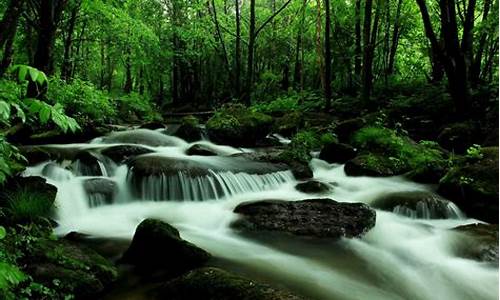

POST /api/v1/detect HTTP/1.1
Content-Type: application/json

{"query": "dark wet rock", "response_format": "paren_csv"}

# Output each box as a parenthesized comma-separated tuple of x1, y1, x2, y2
(404, 163, 449, 184)
(319, 141, 357, 164)
(120, 219, 210, 273)
(453, 223, 498, 264)
(295, 180, 331, 194)
(344, 154, 408, 177)
(273, 111, 304, 137)
(206, 104, 273, 147)
(372, 191, 459, 219)
(437, 122, 479, 154)
(335, 118, 367, 143)
(101, 145, 154, 163)
(28, 238, 118, 298)
(20, 145, 83, 165)
(232, 198, 376, 239)
(83, 178, 118, 204)
(73, 151, 106, 176)
(128, 155, 212, 177)
(101, 129, 185, 147)
(186, 144, 219, 156)
(232, 150, 312, 180)
(139, 122, 166, 130)
(154, 267, 304, 300)
(175, 116, 204, 142)
(438, 147, 499, 223)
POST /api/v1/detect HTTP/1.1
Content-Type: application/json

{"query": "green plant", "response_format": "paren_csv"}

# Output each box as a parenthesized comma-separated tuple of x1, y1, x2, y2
(117, 92, 161, 122)
(466, 144, 483, 160)
(4, 188, 54, 222)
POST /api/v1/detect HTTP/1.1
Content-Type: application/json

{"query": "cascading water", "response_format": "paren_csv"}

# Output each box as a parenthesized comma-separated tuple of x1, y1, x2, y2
(23, 129, 498, 300)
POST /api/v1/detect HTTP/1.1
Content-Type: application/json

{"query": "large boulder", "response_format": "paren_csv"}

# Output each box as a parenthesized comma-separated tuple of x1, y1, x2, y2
(453, 223, 498, 264)
(101, 145, 153, 163)
(28, 238, 118, 298)
(175, 115, 204, 142)
(334, 117, 367, 143)
(437, 122, 479, 153)
(232, 198, 376, 239)
(371, 191, 461, 219)
(154, 267, 304, 300)
(100, 129, 186, 147)
(206, 104, 273, 147)
(344, 154, 408, 177)
(438, 147, 499, 223)
(319, 141, 357, 164)
(272, 111, 304, 137)
(73, 151, 108, 176)
(120, 219, 210, 274)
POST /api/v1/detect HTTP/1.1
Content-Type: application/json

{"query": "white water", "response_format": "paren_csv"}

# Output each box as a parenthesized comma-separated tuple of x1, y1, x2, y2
(23, 130, 498, 300)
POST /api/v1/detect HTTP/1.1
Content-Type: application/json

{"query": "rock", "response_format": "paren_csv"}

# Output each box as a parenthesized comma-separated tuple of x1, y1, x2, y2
(101, 145, 153, 163)
(154, 267, 304, 300)
(120, 219, 210, 273)
(453, 223, 498, 264)
(20, 145, 83, 165)
(319, 141, 357, 164)
(273, 111, 304, 137)
(371, 191, 460, 219)
(344, 154, 408, 177)
(232, 198, 376, 239)
(186, 144, 219, 156)
(206, 104, 273, 147)
(404, 163, 449, 184)
(438, 147, 499, 223)
(139, 122, 166, 130)
(101, 129, 186, 147)
(73, 151, 106, 176)
(295, 180, 331, 194)
(175, 116, 204, 142)
(128, 155, 213, 177)
(83, 178, 118, 205)
(28, 238, 118, 298)
(335, 118, 366, 143)
(437, 122, 479, 153)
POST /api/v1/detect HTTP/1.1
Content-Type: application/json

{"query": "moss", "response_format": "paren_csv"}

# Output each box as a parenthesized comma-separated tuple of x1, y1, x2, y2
(273, 111, 303, 135)
(181, 115, 200, 127)
(345, 154, 408, 177)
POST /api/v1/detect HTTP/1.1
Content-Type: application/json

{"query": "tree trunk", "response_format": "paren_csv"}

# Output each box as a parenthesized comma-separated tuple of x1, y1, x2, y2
(324, 0, 332, 111)
(234, 0, 241, 99)
(0, 0, 25, 49)
(387, 0, 402, 75)
(361, 0, 373, 101)
(61, 4, 79, 81)
(354, 0, 362, 78)
(244, 0, 256, 106)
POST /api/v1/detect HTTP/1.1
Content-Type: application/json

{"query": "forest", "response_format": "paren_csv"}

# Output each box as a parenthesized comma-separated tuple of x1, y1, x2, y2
(0, 0, 498, 299)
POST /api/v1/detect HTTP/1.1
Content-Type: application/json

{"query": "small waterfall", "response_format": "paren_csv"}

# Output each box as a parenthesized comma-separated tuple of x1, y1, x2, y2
(393, 201, 465, 219)
(130, 170, 294, 201)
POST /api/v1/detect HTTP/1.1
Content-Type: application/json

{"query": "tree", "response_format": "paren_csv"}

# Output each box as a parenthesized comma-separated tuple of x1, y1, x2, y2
(324, 0, 332, 111)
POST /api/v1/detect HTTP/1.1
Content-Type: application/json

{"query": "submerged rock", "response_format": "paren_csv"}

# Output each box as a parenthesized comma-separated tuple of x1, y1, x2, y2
(344, 154, 408, 177)
(28, 238, 118, 298)
(232, 198, 376, 239)
(154, 267, 304, 300)
(319, 141, 357, 164)
(83, 178, 118, 205)
(453, 223, 498, 264)
(438, 147, 499, 223)
(295, 180, 331, 194)
(120, 219, 210, 274)
(101, 129, 186, 147)
(101, 145, 154, 163)
(186, 144, 219, 156)
(371, 191, 461, 219)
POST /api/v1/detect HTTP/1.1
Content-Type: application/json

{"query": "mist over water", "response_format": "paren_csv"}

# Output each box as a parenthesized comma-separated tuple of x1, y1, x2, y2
(24, 129, 498, 300)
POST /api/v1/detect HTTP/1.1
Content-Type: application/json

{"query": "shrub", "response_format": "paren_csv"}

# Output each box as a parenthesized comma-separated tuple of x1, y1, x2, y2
(117, 92, 161, 122)
(281, 130, 335, 164)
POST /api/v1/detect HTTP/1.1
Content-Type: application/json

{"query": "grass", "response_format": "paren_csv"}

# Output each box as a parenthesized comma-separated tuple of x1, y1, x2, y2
(4, 188, 54, 222)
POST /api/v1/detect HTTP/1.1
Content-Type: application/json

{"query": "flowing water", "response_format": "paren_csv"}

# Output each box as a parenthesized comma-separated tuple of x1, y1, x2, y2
(23, 129, 498, 300)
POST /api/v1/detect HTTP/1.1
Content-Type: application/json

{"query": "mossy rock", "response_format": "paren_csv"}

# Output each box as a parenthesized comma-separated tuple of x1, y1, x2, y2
(319, 141, 357, 164)
(154, 267, 305, 300)
(175, 115, 203, 142)
(437, 122, 479, 153)
(272, 111, 304, 137)
(120, 219, 210, 274)
(206, 104, 273, 147)
(344, 154, 409, 177)
(28, 238, 118, 298)
(438, 147, 499, 223)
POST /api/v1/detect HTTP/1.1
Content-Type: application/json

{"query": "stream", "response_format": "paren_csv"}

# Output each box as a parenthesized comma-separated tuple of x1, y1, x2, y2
(23, 128, 498, 300)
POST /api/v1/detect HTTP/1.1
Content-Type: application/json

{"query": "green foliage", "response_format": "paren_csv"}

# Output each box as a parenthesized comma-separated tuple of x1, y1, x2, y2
(353, 126, 446, 170)
(11, 65, 48, 87)
(181, 115, 200, 127)
(0, 137, 25, 184)
(466, 144, 483, 160)
(207, 103, 273, 132)
(0, 262, 26, 299)
(117, 92, 161, 122)
(251, 91, 325, 115)
(280, 129, 334, 164)
(3, 187, 54, 222)
(48, 78, 116, 125)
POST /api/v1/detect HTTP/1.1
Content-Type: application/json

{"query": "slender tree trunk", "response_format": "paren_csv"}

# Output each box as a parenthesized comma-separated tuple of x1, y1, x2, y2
(361, 0, 373, 101)
(0, 0, 25, 49)
(315, 0, 325, 91)
(354, 0, 362, 79)
(244, 0, 256, 106)
(0, 32, 16, 76)
(234, 0, 241, 99)
(294, 0, 307, 89)
(387, 0, 402, 75)
(470, 0, 493, 85)
(324, 0, 332, 111)
(61, 4, 79, 81)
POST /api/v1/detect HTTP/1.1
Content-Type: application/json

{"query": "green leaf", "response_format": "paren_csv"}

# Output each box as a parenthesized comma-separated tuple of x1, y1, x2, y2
(16, 65, 28, 82)
(0, 101, 10, 121)
(0, 226, 6, 239)
(39, 105, 51, 124)
(28, 67, 39, 83)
